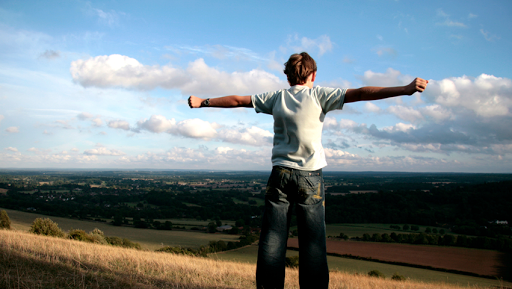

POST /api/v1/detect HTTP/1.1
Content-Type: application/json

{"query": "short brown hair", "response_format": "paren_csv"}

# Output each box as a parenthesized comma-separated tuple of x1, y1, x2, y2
(283, 52, 317, 86)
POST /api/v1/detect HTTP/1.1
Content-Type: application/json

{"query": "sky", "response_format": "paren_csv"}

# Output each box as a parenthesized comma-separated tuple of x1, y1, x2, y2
(1, 0, 511, 172)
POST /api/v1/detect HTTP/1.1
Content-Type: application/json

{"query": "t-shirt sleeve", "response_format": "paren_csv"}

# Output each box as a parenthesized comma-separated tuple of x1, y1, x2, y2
(315, 87, 347, 113)
(251, 90, 281, 115)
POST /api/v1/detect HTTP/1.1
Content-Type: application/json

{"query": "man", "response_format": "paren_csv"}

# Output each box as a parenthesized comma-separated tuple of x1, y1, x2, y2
(188, 52, 428, 288)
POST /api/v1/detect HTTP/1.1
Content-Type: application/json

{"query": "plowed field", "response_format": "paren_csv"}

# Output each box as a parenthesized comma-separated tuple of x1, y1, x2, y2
(287, 239, 506, 277)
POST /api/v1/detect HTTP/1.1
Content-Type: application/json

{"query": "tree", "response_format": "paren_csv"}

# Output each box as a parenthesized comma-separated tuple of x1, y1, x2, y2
(207, 222, 217, 233)
(368, 270, 385, 278)
(29, 218, 65, 237)
(432, 228, 438, 234)
(235, 219, 245, 227)
(0, 210, 11, 230)
(113, 213, 123, 226)
(425, 227, 432, 233)
(381, 233, 392, 242)
(403, 224, 410, 231)
(439, 229, 445, 235)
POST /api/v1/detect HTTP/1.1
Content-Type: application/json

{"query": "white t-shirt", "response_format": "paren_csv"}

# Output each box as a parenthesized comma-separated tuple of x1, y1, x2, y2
(252, 85, 347, 171)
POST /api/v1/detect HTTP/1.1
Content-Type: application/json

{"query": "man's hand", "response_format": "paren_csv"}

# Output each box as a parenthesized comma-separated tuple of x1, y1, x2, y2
(188, 95, 203, 108)
(405, 78, 429, 95)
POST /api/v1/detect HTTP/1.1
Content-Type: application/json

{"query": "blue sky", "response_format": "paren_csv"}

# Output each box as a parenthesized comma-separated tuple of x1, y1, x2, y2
(1, 0, 511, 172)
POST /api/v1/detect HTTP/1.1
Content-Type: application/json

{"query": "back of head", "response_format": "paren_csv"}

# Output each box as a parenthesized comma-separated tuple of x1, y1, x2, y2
(284, 52, 317, 86)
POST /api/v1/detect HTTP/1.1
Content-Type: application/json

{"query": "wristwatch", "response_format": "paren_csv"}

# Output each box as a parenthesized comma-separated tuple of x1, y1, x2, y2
(204, 98, 210, 107)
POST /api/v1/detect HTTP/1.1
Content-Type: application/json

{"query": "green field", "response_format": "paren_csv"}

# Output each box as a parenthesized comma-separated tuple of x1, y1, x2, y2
(212, 244, 512, 288)
(4, 207, 510, 288)
(1, 208, 239, 250)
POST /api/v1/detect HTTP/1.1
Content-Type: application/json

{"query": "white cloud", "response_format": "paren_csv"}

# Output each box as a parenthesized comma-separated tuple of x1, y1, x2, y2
(91, 118, 103, 127)
(5, 147, 18, 152)
(0, 115, 4, 124)
(84, 147, 125, 156)
(108, 120, 131, 131)
(173, 118, 218, 139)
(217, 126, 273, 146)
(360, 68, 413, 87)
(364, 102, 381, 113)
(387, 105, 423, 122)
(426, 74, 511, 117)
(70, 55, 286, 96)
(6, 126, 19, 133)
(77, 112, 94, 120)
(136, 115, 272, 145)
(136, 115, 176, 133)
(420, 104, 453, 121)
(283, 34, 333, 56)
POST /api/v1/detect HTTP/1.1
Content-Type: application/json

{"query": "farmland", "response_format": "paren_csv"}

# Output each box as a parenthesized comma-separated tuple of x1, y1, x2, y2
(211, 244, 512, 288)
(2, 208, 239, 250)
(288, 239, 505, 277)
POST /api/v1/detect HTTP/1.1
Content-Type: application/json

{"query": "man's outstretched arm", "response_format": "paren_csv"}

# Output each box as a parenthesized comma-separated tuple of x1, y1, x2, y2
(344, 78, 428, 103)
(188, 95, 253, 108)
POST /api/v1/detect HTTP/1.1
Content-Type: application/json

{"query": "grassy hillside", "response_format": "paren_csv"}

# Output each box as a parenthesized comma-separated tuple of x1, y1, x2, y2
(1, 208, 239, 250)
(0, 229, 502, 289)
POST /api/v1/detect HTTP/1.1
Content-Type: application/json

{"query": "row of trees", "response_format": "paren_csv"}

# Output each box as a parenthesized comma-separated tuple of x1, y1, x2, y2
(333, 231, 512, 252)
(325, 181, 512, 239)
(156, 234, 259, 257)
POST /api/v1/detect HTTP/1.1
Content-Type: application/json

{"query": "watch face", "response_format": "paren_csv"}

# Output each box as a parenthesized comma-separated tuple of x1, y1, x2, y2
(205, 99, 210, 106)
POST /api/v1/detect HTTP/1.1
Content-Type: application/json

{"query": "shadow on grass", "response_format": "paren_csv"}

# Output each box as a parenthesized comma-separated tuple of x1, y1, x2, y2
(0, 247, 239, 289)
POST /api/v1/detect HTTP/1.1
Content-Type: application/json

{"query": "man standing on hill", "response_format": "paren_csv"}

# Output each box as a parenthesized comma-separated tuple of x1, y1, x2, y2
(188, 52, 428, 289)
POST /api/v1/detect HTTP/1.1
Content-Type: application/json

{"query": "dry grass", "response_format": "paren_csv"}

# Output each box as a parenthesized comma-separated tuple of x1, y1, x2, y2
(0, 229, 499, 289)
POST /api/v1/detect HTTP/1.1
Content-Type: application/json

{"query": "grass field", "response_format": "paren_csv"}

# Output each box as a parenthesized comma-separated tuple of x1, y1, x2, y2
(212, 244, 512, 288)
(0, 230, 496, 289)
(1, 208, 239, 250)
(3, 207, 510, 288)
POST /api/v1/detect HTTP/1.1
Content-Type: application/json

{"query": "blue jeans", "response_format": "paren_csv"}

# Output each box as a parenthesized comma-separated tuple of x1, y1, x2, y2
(256, 166, 329, 289)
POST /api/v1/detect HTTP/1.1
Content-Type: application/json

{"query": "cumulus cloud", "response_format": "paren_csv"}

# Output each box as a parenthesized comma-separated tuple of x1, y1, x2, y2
(84, 147, 125, 156)
(6, 127, 19, 133)
(387, 105, 423, 122)
(360, 68, 413, 87)
(325, 69, 512, 156)
(117, 146, 272, 169)
(77, 112, 94, 120)
(70, 55, 286, 96)
(136, 115, 272, 145)
(5, 147, 18, 152)
(217, 126, 273, 146)
(364, 102, 381, 113)
(426, 74, 511, 117)
(108, 120, 131, 131)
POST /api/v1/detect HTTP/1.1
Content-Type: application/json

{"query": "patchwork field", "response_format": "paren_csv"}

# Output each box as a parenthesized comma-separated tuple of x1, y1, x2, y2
(288, 239, 506, 278)
(2, 229, 496, 289)
(3, 208, 511, 288)
(1, 208, 239, 250)
(212, 244, 512, 288)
